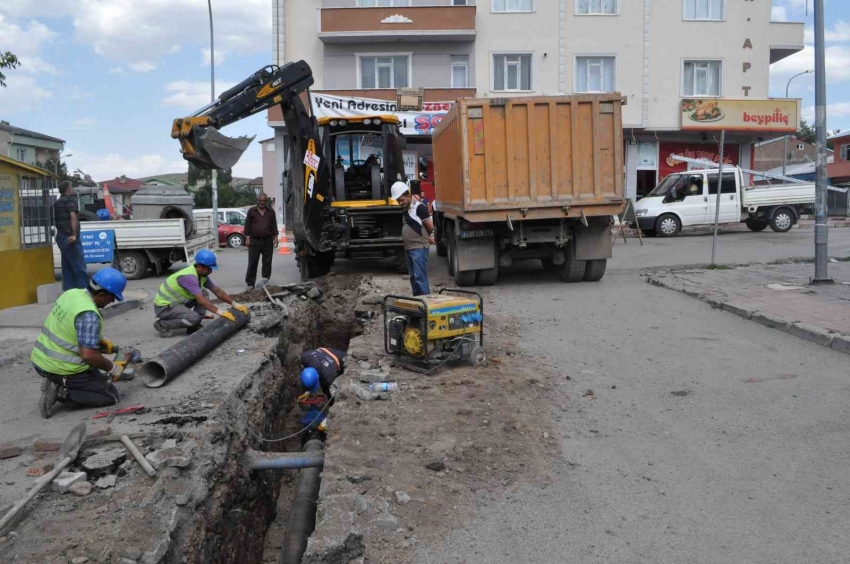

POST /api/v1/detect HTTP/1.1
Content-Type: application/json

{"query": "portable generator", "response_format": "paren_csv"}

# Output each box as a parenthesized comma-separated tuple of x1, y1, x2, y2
(383, 289, 485, 372)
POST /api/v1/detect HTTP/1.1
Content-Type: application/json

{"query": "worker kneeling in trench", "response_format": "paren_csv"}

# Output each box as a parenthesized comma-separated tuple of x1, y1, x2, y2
(297, 347, 348, 445)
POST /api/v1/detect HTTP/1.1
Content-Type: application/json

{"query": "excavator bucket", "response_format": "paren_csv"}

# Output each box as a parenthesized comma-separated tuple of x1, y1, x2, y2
(186, 126, 256, 170)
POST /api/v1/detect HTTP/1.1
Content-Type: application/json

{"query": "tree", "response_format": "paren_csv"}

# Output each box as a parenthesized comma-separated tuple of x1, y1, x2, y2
(0, 51, 19, 88)
(798, 119, 816, 145)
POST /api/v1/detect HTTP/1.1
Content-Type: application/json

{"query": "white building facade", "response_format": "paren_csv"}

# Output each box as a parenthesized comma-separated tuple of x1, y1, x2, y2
(267, 0, 804, 202)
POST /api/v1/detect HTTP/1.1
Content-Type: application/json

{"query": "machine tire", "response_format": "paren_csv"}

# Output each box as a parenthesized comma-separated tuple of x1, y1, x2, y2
(655, 214, 681, 237)
(476, 266, 498, 286)
(227, 233, 244, 248)
(583, 259, 607, 282)
(541, 258, 557, 271)
(769, 208, 795, 233)
(558, 251, 586, 283)
(119, 250, 149, 280)
(78, 210, 99, 222)
(446, 226, 456, 276)
(468, 345, 487, 367)
(745, 218, 768, 232)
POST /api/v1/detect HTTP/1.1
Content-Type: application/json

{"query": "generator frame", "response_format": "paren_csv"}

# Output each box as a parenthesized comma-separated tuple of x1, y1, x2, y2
(382, 288, 485, 373)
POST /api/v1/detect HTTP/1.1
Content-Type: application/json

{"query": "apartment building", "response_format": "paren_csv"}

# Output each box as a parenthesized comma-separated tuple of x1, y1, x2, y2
(267, 0, 804, 202)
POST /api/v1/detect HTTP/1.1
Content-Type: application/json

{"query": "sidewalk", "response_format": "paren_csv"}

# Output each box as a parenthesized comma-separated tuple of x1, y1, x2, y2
(647, 261, 850, 354)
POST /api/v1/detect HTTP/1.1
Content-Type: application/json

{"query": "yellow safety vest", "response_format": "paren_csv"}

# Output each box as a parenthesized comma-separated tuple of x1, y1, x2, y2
(154, 265, 207, 307)
(30, 289, 102, 376)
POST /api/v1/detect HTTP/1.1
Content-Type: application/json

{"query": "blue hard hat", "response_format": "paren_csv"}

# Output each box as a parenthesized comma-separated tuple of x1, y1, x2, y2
(300, 367, 320, 391)
(195, 249, 218, 270)
(96, 209, 110, 221)
(92, 267, 127, 301)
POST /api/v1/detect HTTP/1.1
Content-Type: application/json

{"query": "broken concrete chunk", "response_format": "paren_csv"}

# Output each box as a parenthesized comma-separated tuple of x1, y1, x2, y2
(119, 547, 143, 560)
(68, 481, 92, 497)
(394, 491, 411, 505)
(82, 449, 126, 472)
(85, 425, 112, 440)
(0, 442, 20, 459)
(26, 461, 55, 477)
(52, 471, 88, 493)
(145, 448, 191, 471)
(371, 514, 399, 534)
(33, 438, 62, 452)
(306, 287, 322, 299)
(95, 475, 117, 489)
(346, 474, 370, 484)
(70, 557, 90, 564)
(161, 438, 179, 450)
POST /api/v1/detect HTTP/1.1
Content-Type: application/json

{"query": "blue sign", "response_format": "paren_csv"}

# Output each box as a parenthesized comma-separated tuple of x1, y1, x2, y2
(81, 230, 115, 264)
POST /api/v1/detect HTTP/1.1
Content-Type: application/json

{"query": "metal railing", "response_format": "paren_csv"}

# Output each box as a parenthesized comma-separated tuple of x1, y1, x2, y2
(19, 175, 56, 248)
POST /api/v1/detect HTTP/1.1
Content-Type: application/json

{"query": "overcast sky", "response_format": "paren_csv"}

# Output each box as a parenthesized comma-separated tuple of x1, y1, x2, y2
(0, 0, 846, 181)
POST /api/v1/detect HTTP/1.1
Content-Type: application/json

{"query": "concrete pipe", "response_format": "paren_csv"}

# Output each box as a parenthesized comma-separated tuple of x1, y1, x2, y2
(281, 439, 325, 564)
(141, 310, 251, 388)
(245, 449, 325, 471)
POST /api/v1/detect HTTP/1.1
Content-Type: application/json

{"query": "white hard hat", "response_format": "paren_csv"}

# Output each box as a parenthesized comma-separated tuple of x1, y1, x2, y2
(391, 181, 410, 202)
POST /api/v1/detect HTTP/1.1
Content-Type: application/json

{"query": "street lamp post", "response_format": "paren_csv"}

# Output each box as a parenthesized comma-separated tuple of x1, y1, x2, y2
(207, 0, 219, 242)
(812, 0, 831, 283)
(783, 70, 813, 177)
(55, 151, 72, 176)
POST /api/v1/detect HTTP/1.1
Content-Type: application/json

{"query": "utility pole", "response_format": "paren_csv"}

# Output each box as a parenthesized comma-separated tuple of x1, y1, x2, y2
(812, 0, 831, 283)
(710, 131, 725, 266)
(783, 70, 812, 177)
(208, 0, 219, 241)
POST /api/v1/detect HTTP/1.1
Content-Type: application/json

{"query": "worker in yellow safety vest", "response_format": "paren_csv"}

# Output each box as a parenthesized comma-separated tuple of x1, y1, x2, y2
(152, 249, 249, 337)
(31, 267, 132, 419)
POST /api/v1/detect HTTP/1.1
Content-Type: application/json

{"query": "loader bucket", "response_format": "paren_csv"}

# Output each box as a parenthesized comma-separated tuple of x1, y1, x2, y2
(187, 126, 256, 170)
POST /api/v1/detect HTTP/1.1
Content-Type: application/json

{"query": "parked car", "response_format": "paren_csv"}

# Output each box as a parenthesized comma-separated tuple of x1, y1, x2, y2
(194, 208, 248, 248)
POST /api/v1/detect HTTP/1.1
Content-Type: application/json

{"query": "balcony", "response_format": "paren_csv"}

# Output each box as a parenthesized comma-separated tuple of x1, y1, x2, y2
(769, 21, 805, 63)
(318, 6, 476, 44)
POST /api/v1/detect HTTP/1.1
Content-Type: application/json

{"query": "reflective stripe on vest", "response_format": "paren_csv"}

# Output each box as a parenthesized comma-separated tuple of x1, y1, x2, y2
(154, 265, 207, 307)
(319, 347, 341, 370)
(30, 288, 102, 376)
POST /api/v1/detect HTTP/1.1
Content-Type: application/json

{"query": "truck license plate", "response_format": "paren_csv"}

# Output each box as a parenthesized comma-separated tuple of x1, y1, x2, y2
(460, 229, 494, 239)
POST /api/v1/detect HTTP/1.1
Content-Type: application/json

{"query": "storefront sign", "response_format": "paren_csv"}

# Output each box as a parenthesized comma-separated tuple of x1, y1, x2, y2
(310, 93, 453, 136)
(680, 99, 799, 132)
(81, 230, 115, 264)
(0, 174, 21, 252)
(659, 143, 739, 180)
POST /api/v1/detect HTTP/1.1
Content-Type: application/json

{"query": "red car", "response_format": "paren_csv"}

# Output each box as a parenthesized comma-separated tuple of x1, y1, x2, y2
(219, 222, 246, 248)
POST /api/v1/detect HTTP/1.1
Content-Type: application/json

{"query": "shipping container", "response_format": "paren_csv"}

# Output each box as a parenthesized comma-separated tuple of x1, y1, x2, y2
(432, 95, 626, 286)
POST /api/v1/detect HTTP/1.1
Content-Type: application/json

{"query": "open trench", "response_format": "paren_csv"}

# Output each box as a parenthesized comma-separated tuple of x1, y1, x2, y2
(167, 275, 363, 564)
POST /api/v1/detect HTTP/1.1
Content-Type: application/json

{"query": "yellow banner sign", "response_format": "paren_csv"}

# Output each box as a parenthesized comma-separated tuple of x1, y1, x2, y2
(0, 173, 21, 252)
(681, 98, 800, 132)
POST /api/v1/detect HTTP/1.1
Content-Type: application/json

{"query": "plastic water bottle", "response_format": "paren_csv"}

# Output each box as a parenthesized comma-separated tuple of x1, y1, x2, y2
(367, 382, 398, 392)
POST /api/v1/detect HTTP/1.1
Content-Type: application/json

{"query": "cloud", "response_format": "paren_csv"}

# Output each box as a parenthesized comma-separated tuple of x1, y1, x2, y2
(0, 15, 57, 77)
(109, 67, 126, 75)
(202, 48, 225, 67)
(772, 6, 787, 22)
(0, 75, 53, 114)
(771, 45, 850, 82)
(72, 118, 97, 128)
(65, 150, 187, 181)
(800, 103, 850, 127)
(161, 80, 236, 109)
(129, 61, 157, 73)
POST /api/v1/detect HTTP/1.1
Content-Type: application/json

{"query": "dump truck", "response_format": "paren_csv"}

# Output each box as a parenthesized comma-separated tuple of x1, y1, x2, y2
(431, 94, 626, 285)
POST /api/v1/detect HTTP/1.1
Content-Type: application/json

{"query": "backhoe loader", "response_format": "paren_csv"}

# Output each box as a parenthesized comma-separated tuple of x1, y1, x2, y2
(171, 60, 409, 280)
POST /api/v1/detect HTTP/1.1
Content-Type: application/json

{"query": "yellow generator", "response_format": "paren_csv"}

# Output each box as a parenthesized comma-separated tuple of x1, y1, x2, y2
(383, 289, 485, 372)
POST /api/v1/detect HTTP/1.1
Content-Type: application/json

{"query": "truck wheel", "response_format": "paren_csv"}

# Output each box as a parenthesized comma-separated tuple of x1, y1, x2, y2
(446, 228, 456, 276)
(436, 240, 447, 257)
(541, 258, 556, 271)
(769, 208, 794, 233)
(655, 214, 681, 237)
(476, 266, 498, 286)
(78, 211, 99, 222)
(396, 253, 409, 274)
(119, 251, 149, 280)
(227, 234, 244, 248)
(558, 252, 586, 283)
(583, 259, 607, 282)
(745, 218, 768, 232)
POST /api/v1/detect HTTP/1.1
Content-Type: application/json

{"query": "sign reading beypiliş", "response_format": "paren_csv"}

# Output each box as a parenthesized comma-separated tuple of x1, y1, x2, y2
(81, 230, 115, 264)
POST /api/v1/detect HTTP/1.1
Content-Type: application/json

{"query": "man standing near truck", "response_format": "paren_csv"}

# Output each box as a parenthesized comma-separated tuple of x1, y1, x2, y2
(54, 180, 89, 290)
(243, 193, 278, 290)
(392, 181, 435, 296)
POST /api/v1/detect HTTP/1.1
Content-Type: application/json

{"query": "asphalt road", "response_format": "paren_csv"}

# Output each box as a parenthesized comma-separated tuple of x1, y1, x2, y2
(419, 272, 850, 564)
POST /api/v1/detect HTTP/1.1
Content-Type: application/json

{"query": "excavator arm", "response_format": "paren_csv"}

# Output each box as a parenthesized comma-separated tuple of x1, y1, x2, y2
(171, 60, 333, 268)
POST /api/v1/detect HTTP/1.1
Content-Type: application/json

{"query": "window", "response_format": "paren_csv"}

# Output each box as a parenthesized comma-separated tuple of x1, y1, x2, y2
(708, 172, 736, 195)
(796, 143, 805, 150)
(576, 57, 615, 93)
(226, 211, 245, 226)
(684, 0, 724, 21)
(683, 60, 721, 97)
(16, 148, 27, 162)
(357, 0, 410, 7)
(451, 55, 469, 88)
(265, 143, 275, 152)
(453, 0, 468, 5)
(493, 54, 532, 91)
(841, 145, 850, 162)
(493, 0, 533, 13)
(359, 55, 410, 89)
(576, 0, 617, 15)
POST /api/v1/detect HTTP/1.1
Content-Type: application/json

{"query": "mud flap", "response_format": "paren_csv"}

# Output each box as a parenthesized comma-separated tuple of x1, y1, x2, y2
(456, 235, 497, 271)
(573, 221, 613, 260)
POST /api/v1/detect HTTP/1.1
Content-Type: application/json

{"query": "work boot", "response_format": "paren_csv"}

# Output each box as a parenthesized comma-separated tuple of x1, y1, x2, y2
(154, 319, 173, 338)
(39, 378, 58, 419)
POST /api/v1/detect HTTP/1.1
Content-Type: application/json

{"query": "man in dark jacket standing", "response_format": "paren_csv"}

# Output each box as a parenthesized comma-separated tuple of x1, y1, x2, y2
(243, 193, 278, 289)
(54, 181, 88, 290)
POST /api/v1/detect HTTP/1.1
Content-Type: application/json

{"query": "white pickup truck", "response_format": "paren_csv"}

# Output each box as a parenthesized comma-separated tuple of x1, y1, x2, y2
(633, 166, 815, 237)
(52, 216, 216, 280)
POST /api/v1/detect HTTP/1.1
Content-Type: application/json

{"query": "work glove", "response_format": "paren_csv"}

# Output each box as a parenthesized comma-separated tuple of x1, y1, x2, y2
(220, 310, 237, 323)
(99, 338, 116, 354)
(232, 302, 250, 316)
(108, 361, 125, 381)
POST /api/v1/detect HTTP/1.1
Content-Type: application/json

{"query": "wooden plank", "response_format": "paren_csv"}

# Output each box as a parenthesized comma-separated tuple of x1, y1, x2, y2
(505, 100, 516, 202)
(592, 99, 602, 201)
(512, 104, 530, 201)
(527, 101, 538, 201)
(549, 101, 559, 200)
(482, 103, 494, 203)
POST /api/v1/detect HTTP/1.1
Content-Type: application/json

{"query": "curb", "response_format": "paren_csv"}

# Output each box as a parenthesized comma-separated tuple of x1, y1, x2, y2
(103, 299, 142, 320)
(646, 275, 849, 356)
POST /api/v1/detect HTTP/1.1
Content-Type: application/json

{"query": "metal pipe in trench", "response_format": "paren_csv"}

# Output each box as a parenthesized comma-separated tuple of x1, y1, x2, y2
(280, 439, 325, 564)
(246, 450, 325, 471)
(141, 310, 251, 388)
